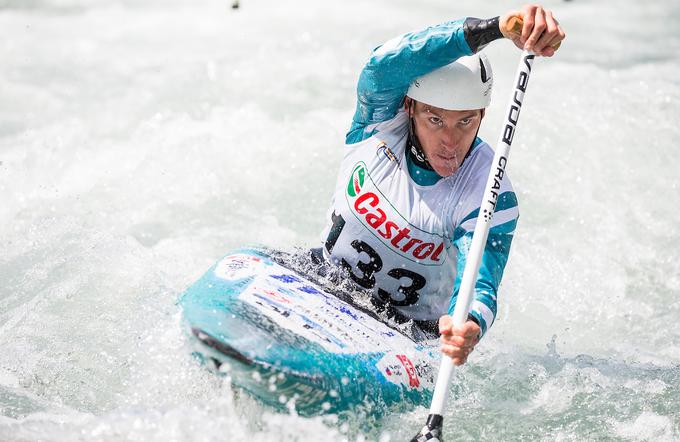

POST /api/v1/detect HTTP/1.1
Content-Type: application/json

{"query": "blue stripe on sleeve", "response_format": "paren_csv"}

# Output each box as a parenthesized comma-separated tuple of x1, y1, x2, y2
(448, 223, 517, 338)
(458, 191, 518, 227)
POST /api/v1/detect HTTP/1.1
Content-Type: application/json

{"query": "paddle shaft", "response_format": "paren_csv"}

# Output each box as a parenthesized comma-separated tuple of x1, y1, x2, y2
(427, 48, 536, 421)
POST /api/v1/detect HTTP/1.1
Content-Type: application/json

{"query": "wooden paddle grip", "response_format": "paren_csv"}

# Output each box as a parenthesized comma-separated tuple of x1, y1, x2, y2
(507, 16, 561, 50)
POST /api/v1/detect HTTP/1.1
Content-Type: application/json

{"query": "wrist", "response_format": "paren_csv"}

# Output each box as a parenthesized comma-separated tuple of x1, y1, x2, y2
(463, 16, 503, 53)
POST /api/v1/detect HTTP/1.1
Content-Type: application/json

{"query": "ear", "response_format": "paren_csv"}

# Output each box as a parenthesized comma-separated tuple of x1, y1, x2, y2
(405, 97, 415, 116)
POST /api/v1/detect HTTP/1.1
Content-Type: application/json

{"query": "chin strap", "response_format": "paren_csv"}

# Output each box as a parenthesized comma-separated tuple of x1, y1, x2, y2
(407, 113, 435, 171)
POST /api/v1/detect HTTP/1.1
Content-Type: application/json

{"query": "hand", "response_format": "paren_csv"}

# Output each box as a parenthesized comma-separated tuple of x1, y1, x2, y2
(439, 315, 480, 366)
(500, 4, 566, 56)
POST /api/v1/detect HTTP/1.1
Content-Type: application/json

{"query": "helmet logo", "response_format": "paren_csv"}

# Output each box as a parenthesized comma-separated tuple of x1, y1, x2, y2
(479, 58, 489, 83)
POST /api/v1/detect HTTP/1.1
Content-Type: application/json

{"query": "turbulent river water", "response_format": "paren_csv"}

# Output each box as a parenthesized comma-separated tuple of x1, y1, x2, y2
(1, 0, 679, 440)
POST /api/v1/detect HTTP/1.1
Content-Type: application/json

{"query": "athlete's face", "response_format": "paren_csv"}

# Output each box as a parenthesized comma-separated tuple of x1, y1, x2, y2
(406, 99, 484, 177)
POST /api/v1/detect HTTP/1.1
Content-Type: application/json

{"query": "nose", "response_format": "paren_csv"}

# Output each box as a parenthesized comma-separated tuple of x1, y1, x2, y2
(439, 127, 459, 151)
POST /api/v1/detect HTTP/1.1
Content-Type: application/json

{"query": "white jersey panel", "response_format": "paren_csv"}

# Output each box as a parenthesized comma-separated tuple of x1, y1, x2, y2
(321, 110, 513, 321)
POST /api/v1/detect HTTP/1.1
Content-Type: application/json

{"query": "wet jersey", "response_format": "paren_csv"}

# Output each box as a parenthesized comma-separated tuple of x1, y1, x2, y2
(320, 18, 517, 337)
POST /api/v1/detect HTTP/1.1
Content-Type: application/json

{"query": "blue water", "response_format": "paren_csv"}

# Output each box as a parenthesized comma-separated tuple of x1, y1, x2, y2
(1, 0, 679, 440)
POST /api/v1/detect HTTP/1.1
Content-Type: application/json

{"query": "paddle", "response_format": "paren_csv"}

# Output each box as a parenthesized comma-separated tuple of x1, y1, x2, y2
(409, 18, 539, 442)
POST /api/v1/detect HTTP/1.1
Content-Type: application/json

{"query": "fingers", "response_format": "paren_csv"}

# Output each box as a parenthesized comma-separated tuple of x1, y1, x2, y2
(533, 11, 563, 56)
(438, 314, 453, 335)
(442, 333, 471, 348)
(441, 330, 478, 350)
(535, 10, 557, 47)
(514, 4, 565, 56)
(441, 343, 474, 366)
(524, 5, 547, 52)
(439, 316, 481, 365)
(520, 4, 536, 46)
(550, 21, 567, 51)
(440, 318, 480, 340)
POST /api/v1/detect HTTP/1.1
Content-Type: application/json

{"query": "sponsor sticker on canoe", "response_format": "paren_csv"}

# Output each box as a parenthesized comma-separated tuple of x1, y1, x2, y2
(376, 352, 435, 390)
(236, 259, 427, 355)
(396, 354, 419, 388)
(214, 254, 265, 280)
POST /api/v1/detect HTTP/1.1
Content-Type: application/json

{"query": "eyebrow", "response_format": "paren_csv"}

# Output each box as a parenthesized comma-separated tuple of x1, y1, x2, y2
(456, 112, 480, 120)
(423, 107, 479, 119)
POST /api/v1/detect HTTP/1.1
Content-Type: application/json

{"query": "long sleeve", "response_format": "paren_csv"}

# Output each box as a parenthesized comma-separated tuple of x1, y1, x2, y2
(449, 191, 519, 338)
(346, 19, 473, 144)
(345, 16, 504, 145)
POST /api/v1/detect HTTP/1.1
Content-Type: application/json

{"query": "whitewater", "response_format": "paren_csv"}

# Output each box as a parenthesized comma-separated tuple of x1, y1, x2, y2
(1, 0, 679, 440)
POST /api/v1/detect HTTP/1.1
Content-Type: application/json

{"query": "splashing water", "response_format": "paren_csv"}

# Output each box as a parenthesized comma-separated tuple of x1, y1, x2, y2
(1, 0, 679, 440)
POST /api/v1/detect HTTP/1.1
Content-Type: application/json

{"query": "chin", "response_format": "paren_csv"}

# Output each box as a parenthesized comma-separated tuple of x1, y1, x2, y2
(433, 164, 458, 177)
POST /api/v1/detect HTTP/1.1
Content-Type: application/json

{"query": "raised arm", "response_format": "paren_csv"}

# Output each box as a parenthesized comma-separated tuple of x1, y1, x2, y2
(346, 17, 505, 144)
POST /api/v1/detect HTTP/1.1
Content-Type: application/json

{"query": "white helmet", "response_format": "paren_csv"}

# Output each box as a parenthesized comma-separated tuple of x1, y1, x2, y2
(406, 53, 493, 110)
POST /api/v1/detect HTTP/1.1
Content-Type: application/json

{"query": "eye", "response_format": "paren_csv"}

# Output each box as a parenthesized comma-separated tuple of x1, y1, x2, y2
(459, 118, 472, 126)
(428, 116, 443, 127)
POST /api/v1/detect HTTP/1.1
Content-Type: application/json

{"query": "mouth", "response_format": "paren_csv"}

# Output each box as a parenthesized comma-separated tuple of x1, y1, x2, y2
(436, 154, 457, 162)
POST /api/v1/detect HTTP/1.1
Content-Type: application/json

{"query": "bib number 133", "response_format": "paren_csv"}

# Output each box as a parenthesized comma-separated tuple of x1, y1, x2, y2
(324, 212, 425, 306)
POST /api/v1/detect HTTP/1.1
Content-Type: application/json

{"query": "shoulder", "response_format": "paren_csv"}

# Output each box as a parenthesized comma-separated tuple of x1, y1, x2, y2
(459, 140, 514, 190)
(449, 140, 519, 227)
(346, 108, 409, 145)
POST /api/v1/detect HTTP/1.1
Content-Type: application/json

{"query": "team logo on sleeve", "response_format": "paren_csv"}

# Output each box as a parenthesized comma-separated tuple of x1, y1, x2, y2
(345, 162, 447, 265)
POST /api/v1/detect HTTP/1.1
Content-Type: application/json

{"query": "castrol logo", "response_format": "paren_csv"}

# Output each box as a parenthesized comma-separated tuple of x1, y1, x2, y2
(345, 162, 446, 265)
(347, 163, 366, 198)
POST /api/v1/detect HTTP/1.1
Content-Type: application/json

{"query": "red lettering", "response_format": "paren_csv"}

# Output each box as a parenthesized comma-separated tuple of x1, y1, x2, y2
(396, 354, 419, 388)
(263, 289, 290, 304)
(413, 242, 434, 259)
(390, 227, 411, 248)
(354, 192, 378, 215)
(379, 221, 399, 240)
(351, 187, 446, 262)
(401, 238, 422, 253)
(429, 242, 445, 262)
(366, 208, 386, 229)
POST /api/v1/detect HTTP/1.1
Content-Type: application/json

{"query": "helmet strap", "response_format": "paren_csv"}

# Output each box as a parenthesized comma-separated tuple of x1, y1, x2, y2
(466, 108, 485, 157)
(406, 101, 435, 171)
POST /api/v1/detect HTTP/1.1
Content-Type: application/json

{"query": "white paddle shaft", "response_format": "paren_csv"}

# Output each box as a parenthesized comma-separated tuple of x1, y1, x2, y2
(428, 50, 536, 415)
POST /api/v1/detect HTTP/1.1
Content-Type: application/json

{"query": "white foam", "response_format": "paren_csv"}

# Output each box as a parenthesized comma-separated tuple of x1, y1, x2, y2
(612, 412, 677, 441)
(1, 0, 679, 439)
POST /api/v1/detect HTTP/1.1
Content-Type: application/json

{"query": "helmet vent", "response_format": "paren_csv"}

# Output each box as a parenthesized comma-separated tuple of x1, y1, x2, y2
(479, 58, 489, 83)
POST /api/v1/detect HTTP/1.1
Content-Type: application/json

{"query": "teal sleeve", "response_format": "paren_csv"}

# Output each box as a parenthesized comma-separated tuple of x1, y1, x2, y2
(449, 192, 519, 338)
(346, 19, 474, 144)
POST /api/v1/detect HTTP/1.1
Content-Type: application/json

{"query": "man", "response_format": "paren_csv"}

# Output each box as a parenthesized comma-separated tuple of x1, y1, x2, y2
(320, 5, 564, 365)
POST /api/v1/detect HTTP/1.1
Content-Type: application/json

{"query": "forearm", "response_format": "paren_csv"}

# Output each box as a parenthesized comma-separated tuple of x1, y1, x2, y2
(450, 235, 509, 338)
(464, 16, 504, 52)
(450, 193, 518, 337)
(347, 17, 505, 143)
